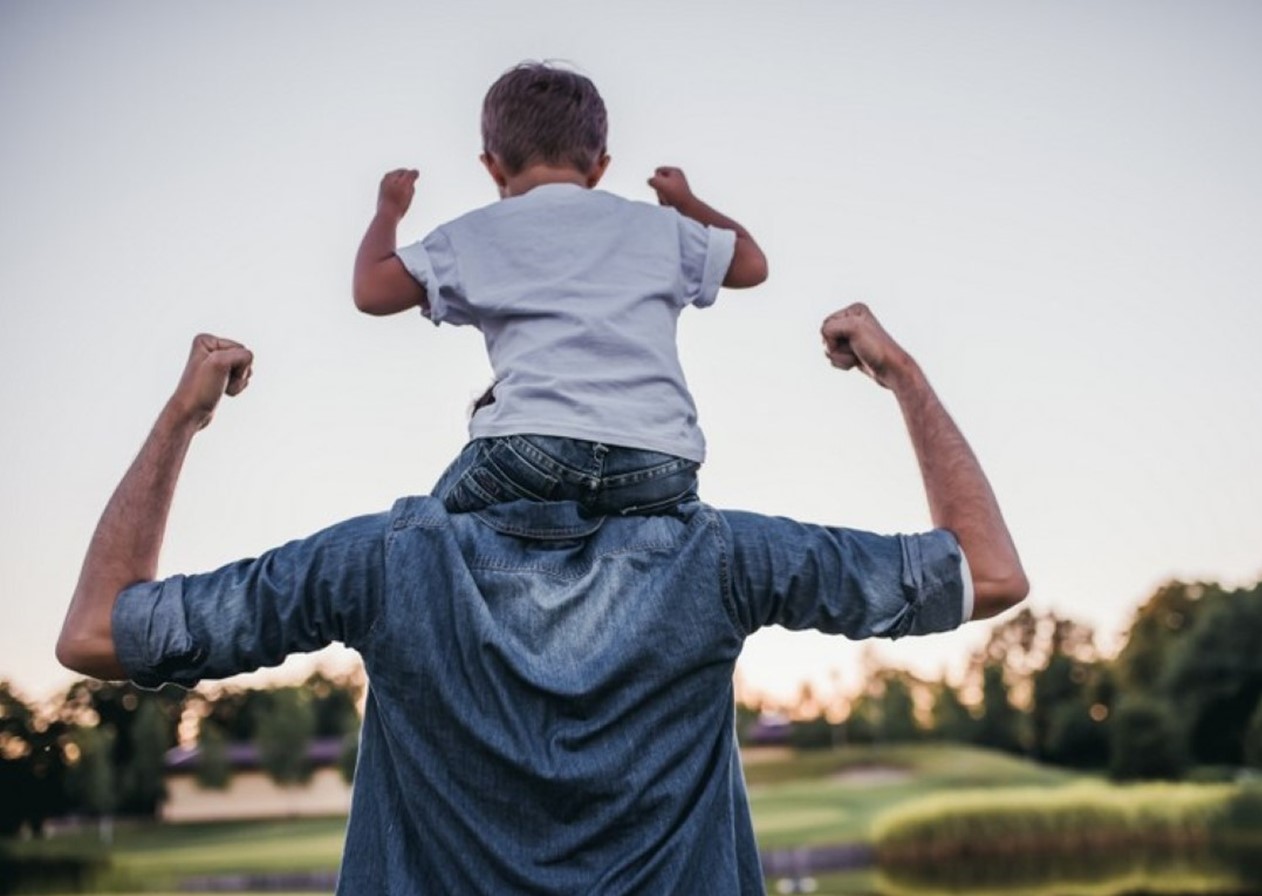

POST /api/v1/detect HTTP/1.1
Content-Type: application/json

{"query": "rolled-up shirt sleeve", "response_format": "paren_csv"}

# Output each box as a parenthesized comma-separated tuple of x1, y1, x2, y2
(395, 228, 474, 327)
(112, 512, 389, 689)
(721, 510, 969, 639)
(676, 215, 736, 309)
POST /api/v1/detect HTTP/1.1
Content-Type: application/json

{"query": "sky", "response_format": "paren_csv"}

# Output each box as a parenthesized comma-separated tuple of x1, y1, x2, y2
(2, 1, 1260, 707)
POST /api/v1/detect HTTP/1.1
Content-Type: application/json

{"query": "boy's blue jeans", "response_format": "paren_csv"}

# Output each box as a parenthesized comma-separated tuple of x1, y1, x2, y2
(433, 434, 700, 516)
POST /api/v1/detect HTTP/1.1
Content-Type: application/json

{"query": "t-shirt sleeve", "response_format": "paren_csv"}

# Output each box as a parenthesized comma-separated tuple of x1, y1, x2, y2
(110, 512, 388, 689)
(721, 510, 969, 639)
(395, 227, 475, 326)
(677, 214, 737, 309)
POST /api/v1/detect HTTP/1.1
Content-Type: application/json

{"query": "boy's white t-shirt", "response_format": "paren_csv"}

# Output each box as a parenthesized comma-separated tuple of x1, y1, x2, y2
(396, 183, 736, 463)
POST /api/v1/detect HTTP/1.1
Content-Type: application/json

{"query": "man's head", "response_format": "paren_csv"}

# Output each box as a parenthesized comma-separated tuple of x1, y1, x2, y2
(480, 62, 609, 187)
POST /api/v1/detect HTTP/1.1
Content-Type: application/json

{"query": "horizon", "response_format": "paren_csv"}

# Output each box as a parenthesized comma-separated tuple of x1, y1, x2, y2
(3, 1, 1260, 705)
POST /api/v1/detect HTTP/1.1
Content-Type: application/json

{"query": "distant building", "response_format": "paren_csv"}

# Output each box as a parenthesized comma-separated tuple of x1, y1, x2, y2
(162, 737, 351, 823)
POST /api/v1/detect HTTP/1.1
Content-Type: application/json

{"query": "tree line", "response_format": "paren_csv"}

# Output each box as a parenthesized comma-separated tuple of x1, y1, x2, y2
(0, 670, 362, 838)
(738, 577, 1262, 781)
(4, 576, 1260, 839)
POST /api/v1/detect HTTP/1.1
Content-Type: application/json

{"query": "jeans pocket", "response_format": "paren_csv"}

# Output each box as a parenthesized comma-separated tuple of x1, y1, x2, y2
(443, 440, 561, 513)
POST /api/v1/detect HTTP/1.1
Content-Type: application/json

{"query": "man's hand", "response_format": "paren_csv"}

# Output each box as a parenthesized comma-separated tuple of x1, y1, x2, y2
(169, 335, 254, 430)
(377, 168, 418, 220)
(647, 166, 695, 209)
(821, 303, 914, 391)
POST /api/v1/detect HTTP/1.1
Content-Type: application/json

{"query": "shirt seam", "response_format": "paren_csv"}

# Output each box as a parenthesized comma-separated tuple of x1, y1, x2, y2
(705, 508, 745, 639)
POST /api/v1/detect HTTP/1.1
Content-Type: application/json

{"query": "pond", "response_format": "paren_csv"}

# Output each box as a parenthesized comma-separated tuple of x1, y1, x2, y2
(766, 842, 1262, 895)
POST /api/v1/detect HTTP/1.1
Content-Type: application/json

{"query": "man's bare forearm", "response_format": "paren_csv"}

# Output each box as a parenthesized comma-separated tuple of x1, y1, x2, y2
(888, 359, 1028, 618)
(821, 304, 1027, 619)
(58, 335, 253, 679)
(57, 404, 198, 678)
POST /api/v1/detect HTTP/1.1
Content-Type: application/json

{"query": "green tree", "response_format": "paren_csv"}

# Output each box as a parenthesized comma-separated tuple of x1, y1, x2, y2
(339, 730, 360, 785)
(1044, 695, 1110, 769)
(306, 671, 362, 739)
(202, 687, 272, 741)
(121, 697, 170, 815)
(1031, 654, 1081, 759)
(843, 694, 878, 745)
(0, 681, 70, 836)
(58, 680, 183, 817)
(1161, 583, 1262, 766)
(1114, 581, 1213, 694)
(928, 681, 975, 742)
(974, 609, 1096, 707)
(788, 716, 836, 750)
(255, 687, 316, 786)
(1109, 695, 1186, 780)
(875, 672, 920, 743)
(195, 720, 232, 791)
(67, 727, 116, 842)
(1243, 698, 1262, 771)
(974, 663, 1021, 753)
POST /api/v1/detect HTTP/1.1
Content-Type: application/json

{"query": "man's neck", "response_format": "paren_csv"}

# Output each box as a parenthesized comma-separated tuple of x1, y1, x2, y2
(501, 164, 589, 198)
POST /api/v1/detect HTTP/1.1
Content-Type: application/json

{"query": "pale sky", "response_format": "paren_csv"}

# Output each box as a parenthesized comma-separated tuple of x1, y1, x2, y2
(3, 1, 1260, 706)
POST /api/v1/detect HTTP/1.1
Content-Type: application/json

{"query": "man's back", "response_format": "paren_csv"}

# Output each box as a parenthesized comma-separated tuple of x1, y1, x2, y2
(108, 491, 967, 893)
(330, 493, 968, 893)
(347, 497, 760, 894)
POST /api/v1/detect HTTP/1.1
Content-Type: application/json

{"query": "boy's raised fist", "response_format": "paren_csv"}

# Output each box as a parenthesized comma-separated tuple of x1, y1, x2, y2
(648, 166, 694, 208)
(378, 168, 419, 219)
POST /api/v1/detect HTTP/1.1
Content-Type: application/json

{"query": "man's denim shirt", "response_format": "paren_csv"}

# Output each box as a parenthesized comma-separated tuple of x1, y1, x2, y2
(114, 497, 968, 894)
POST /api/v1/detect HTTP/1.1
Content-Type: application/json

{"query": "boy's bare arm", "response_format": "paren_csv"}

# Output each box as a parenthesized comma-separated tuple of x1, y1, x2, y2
(353, 169, 428, 315)
(648, 167, 768, 289)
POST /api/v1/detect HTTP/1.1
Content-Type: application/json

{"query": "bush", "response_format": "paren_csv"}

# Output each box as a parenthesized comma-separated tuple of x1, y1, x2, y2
(872, 781, 1235, 863)
(788, 717, 837, 751)
(1109, 696, 1186, 781)
(1243, 698, 1262, 770)
(0, 839, 108, 895)
(1185, 765, 1242, 784)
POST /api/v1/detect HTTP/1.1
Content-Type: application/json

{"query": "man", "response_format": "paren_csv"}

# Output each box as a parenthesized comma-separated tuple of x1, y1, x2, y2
(57, 303, 1027, 894)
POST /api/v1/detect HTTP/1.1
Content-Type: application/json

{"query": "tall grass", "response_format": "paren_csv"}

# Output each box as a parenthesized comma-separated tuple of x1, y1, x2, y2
(871, 782, 1262, 895)
(873, 780, 1236, 861)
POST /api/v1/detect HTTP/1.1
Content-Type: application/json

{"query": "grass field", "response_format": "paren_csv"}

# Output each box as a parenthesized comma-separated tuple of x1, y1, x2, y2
(41, 744, 1077, 894)
(749, 742, 1073, 849)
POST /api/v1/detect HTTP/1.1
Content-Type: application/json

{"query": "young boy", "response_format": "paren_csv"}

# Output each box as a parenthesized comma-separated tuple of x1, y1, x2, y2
(353, 62, 767, 515)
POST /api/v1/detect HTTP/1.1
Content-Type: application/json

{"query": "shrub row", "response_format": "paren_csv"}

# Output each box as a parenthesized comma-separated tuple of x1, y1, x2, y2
(0, 839, 108, 895)
(872, 780, 1239, 862)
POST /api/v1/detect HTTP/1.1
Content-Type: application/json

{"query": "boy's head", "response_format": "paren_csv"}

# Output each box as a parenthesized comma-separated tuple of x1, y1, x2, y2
(481, 62, 608, 179)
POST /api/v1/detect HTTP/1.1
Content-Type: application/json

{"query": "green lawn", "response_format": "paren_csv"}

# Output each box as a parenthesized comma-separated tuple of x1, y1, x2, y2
(40, 744, 1075, 893)
(749, 742, 1074, 848)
